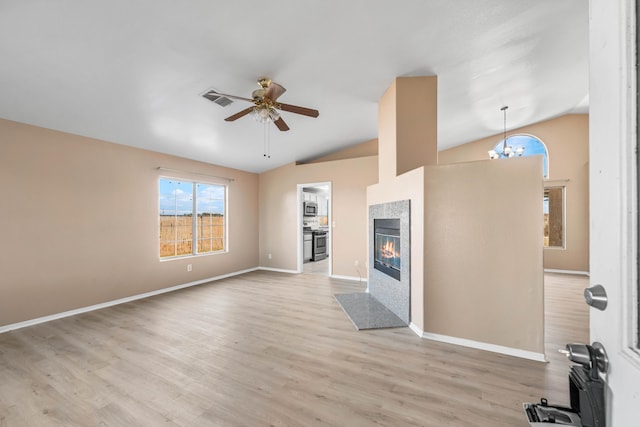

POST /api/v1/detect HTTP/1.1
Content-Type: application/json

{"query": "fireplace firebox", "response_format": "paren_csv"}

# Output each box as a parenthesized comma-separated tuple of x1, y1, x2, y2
(374, 218, 401, 281)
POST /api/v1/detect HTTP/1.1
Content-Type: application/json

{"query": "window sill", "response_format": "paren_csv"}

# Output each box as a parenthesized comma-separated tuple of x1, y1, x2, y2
(159, 250, 228, 262)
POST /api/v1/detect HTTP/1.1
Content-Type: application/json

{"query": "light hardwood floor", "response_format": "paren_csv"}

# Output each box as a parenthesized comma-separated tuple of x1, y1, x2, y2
(303, 258, 329, 275)
(0, 271, 588, 426)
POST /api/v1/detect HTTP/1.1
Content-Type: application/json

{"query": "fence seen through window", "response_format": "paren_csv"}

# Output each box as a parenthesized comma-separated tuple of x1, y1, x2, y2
(159, 178, 226, 258)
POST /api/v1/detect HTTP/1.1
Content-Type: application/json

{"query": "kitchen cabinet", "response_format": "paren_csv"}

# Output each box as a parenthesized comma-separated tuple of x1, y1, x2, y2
(303, 232, 313, 262)
(317, 195, 327, 216)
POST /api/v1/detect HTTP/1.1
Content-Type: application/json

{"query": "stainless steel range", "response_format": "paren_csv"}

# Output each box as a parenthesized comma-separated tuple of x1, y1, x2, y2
(312, 230, 327, 261)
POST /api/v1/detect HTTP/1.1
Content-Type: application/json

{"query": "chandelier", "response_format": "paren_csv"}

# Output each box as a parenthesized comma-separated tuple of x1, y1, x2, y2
(488, 106, 525, 159)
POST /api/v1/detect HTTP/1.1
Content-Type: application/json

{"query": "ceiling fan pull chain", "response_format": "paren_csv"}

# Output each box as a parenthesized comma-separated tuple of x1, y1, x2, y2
(267, 123, 271, 158)
(263, 122, 271, 159)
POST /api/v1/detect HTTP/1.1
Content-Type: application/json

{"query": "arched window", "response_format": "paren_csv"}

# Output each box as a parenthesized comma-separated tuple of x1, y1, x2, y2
(489, 134, 549, 178)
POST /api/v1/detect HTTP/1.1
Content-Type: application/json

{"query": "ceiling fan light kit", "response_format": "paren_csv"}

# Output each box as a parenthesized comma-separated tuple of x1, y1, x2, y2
(253, 106, 280, 123)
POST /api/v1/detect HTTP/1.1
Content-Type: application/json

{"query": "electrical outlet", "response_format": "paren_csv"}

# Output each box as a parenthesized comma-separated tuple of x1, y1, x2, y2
(268, 253, 272, 260)
(187, 264, 192, 272)
(354, 260, 359, 267)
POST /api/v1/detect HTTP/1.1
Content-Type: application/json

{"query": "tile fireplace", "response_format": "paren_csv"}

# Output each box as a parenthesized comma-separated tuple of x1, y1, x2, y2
(368, 200, 411, 324)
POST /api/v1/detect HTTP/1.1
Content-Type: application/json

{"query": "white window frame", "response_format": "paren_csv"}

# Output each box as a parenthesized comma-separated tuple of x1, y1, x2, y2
(158, 177, 228, 260)
(543, 185, 566, 250)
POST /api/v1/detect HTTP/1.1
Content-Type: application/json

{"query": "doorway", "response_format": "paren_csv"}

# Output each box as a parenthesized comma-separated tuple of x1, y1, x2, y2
(298, 182, 331, 276)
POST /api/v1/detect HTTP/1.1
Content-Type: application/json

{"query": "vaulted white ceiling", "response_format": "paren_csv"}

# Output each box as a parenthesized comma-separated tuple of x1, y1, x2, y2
(0, 1, 588, 173)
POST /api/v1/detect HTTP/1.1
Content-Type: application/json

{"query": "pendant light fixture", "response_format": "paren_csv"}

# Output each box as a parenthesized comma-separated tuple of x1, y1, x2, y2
(488, 105, 525, 159)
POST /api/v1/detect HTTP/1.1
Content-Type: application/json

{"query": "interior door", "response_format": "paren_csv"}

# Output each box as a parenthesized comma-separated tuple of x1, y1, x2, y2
(589, 0, 640, 424)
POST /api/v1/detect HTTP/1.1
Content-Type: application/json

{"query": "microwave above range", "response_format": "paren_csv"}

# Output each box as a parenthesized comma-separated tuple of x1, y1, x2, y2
(303, 201, 318, 216)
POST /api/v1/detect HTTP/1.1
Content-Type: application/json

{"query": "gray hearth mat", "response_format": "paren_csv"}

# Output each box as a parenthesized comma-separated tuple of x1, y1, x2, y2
(334, 292, 407, 330)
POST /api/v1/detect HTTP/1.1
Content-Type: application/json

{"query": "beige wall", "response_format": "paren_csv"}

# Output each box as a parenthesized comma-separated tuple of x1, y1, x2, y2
(378, 77, 438, 181)
(396, 76, 438, 174)
(0, 118, 259, 327)
(297, 139, 378, 164)
(439, 114, 589, 272)
(423, 157, 545, 353)
(378, 80, 397, 183)
(258, 156, 378, 277)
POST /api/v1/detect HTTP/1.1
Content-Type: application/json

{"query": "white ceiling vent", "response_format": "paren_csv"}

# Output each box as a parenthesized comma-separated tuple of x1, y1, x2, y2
(202, 90, 233, 107)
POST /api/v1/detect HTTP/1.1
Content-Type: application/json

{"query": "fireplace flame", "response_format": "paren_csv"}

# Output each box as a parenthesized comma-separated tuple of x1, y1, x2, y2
(380, 240, 397, 259)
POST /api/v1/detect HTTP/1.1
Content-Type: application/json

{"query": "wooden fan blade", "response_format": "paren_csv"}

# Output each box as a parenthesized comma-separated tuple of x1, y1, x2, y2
(205, 90, 254, 103)
(264, 82, 286, 101)
(273, 117, 290, 131)
(277, 103, 320, 118)
(225, 107, 254, 122)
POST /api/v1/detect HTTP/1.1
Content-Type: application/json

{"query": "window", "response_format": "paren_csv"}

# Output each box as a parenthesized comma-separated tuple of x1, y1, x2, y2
(544, 187, 564, 248)
(159, 178, 226, 258)
(490, 134, 549, 178)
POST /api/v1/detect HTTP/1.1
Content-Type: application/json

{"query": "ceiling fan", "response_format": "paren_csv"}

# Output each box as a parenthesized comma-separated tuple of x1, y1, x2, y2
(203, 78, 319, 131)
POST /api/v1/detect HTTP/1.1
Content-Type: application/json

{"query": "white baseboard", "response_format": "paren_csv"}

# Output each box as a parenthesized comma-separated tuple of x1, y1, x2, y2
(257, 267, 367, 283)
(418, 331, 547, 362)
(0, 267, 259, 335)
(330, 274, 367, 283)
(258, 267, 298, 274)
(409, 322, 423, 337)
(544, 269, 590, 276)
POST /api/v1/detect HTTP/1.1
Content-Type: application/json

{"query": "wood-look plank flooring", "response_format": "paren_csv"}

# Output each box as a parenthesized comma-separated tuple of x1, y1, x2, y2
(0, 271, 588, 426)
(303, 258, 330, 275)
